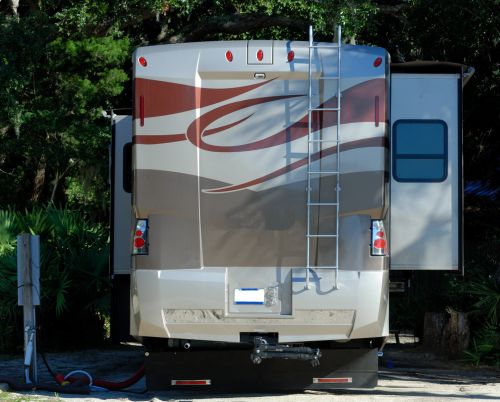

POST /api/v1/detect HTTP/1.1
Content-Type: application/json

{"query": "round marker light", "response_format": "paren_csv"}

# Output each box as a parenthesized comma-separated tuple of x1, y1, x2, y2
(138, 56, 148, 67)
(287, 50, 295, 62)
(376, 231, 385, 238)
(225, 50, 233, 62)
(134, 237, 145, 248)
(257, 49, 264, 61)
(374, 238, 386, 249)
(373, 57, 382, 67)
(136, 230, 143, 237)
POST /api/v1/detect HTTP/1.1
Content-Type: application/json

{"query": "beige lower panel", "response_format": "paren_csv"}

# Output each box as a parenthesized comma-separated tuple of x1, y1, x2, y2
(161, 309, 355, 342)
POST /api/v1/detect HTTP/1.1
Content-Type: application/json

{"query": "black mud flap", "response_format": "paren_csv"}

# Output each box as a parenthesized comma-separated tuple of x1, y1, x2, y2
(145, 348, 377, 391)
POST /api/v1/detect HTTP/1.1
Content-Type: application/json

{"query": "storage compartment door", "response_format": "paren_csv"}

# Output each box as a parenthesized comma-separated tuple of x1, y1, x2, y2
(390, 74, 461, 270)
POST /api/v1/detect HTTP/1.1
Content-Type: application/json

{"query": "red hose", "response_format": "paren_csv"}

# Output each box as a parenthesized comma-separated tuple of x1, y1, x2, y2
(93, 364, 145, 389)
(56, 364, 145, 390)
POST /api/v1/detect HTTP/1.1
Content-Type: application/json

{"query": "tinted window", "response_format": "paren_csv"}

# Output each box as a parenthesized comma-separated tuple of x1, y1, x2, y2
(123, 142, 132, 193)
(393, 120, 447, 182)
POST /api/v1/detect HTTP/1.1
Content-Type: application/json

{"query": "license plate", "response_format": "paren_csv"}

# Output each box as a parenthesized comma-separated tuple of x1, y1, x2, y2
(234, 288, 265, 305)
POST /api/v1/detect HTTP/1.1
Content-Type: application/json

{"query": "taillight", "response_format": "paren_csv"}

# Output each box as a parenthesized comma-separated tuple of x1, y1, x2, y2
(371, 220, 387, 256)
(133, 219, 148, 255)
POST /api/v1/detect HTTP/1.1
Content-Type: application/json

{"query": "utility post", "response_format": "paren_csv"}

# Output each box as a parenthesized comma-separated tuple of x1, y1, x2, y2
(17, 234, 40, 384)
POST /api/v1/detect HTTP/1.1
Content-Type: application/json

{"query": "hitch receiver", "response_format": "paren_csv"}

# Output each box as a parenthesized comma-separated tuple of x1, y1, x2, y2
(250, 337, 322, 367)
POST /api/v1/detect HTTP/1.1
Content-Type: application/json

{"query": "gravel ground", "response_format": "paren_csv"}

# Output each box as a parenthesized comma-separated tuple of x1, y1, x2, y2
(0, 337, 499, 401)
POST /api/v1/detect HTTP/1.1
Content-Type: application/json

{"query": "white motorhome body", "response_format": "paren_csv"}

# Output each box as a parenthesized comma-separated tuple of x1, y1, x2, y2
(111, 35, 470, 390)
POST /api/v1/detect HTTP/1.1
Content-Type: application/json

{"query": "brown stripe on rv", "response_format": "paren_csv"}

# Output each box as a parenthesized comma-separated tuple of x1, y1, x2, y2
(204, 136, 387, 193)
(134, 133, 186, 145)
(134, 78, 275, 119)
(186, 95, 303, 152)
(134, 79, 386, 148)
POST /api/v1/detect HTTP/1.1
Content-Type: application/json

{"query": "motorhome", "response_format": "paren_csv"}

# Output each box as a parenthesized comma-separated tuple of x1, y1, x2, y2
(111, 27, 472, 390)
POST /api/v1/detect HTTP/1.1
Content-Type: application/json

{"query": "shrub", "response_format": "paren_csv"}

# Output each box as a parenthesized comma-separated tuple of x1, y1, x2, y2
(0, 206, 110, 352)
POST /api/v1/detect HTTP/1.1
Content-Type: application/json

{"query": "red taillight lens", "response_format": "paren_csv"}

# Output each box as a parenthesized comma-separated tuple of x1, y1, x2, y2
(287, 50, 295, 62)
(373, 57, 382, 67)
(225, 50, 233, 62)
(138, 56, 147, 67)
(133, 219, 148, 255)
(371, 220, 387, 256)
(257, 49, 264, 61)
(134, 237, 145, 248)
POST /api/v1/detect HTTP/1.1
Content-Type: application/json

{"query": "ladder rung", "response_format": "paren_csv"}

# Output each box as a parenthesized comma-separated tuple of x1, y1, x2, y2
(308, 139, 340, 143)
(308, 202, 338, 206)
(309, 107, 340, 112)
(309, 44, 341, 49)
(316, 76, 340, 80)
(308, 171, 339, 175)
(307, 234, 338, 238)
(307, 266, 338, 269)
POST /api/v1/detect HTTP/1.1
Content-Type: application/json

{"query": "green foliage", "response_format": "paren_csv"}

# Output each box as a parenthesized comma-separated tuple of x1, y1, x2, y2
(0, 11, 129, 219)
(0, 207, 110, 352)
(463, 324, 500, 368)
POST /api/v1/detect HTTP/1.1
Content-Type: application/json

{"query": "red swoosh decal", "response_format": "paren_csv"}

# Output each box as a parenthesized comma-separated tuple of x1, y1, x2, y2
(204, 137, 387, 193)
(133, 115, 254, 145)
(134, 133, 185, 145)
(134, 79, 386, 149)
(134, 78, 275, 119)
(186, 95, 303, 152)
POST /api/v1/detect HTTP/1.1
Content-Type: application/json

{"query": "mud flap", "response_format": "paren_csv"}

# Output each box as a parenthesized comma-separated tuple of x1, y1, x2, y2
(145, 348, 378, 390)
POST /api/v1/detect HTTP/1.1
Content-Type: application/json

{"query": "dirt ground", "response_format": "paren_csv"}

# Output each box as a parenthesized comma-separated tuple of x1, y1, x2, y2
(0, 336, 498, 401)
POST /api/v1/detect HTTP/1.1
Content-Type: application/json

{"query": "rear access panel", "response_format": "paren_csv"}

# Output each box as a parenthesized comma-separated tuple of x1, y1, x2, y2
(227, 268, 292, 315)
(145, 348, 378, 391)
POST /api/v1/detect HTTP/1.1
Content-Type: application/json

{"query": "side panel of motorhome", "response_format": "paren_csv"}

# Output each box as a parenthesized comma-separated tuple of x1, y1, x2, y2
(110, 115, 133, 342)
(390, 73, 461, 270)
(111, 115, 133, 275)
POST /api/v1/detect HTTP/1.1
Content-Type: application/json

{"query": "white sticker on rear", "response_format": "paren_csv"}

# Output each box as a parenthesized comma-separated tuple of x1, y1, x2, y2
(234, 288, 265, 305)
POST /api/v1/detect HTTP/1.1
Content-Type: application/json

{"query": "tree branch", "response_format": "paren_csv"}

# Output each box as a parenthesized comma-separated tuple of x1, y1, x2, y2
(170, 13, 310, 43)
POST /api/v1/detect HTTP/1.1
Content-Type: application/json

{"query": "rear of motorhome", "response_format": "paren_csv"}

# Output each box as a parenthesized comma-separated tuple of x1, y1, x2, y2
(111, 27, 471, 390)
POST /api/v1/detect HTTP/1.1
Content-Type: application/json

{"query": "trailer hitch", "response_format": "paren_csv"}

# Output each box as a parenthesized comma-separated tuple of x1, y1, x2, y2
(250, 337, 321, 367)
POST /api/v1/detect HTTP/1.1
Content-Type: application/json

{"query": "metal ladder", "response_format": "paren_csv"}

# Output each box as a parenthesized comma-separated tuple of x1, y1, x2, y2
(305, 25, 342, 290)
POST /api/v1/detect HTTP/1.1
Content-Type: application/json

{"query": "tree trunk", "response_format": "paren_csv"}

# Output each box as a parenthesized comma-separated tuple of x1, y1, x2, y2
(31, 155, 46, 203)
(423, 308, 470, 358)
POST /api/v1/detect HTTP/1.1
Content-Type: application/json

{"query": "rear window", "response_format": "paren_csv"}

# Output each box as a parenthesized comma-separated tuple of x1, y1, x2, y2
(392, 120, 447, 182)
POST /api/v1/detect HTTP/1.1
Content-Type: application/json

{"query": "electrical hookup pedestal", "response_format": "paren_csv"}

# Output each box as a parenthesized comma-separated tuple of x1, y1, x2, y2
(17, 233, 40, 384)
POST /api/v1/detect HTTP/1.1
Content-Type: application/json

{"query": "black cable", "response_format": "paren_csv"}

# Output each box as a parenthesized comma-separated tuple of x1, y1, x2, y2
(39, 350, 56, 379)
(35, 305, 57, 381)
(0, 378, 90, 394)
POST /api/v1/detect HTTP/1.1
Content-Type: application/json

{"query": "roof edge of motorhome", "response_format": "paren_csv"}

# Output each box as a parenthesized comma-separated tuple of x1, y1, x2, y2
(391, 61, 474, 86)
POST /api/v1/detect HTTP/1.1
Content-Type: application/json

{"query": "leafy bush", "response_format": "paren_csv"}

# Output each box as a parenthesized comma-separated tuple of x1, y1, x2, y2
(0, 206, 110, 352)
(390, 197, 500, 366)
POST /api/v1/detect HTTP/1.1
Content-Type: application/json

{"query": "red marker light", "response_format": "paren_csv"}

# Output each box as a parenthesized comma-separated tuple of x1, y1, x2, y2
(257, 49, 264, 61)
(138, 56, 147, 67)
(134, 237, 145, 248)
(225, 50, 233, 62)
(373, 57, 382, 67)
(376, 231, 384, 238)
(287, 50, 295, 62)
(136, 230, 143, 237)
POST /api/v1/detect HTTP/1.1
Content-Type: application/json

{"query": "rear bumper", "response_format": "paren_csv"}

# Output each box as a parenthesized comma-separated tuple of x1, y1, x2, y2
(131, 268, 389, 343)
